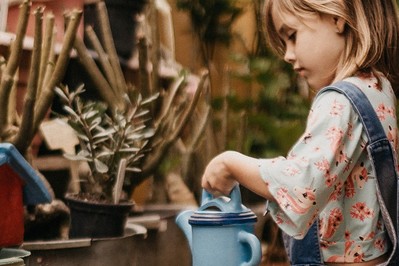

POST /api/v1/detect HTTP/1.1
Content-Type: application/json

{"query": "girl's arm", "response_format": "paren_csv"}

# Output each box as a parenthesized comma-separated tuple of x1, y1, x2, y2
(201, 150, 275, 201)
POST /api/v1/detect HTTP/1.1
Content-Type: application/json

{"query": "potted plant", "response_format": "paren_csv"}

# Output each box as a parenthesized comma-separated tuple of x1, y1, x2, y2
(55, 83, 156, 238)
(52, 0, 208, 241)
(67, 1, 208, 191)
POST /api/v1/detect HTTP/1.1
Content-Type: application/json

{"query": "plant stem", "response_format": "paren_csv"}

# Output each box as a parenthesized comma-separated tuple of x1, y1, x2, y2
(96, 1, 126, 96)
(37, 12, 55, 96)
(73, 36, 123, 110)
(138, 71, 209, 181)
(138, 38, 152, 99)
(113, 158, 127, 204)
(13, 6, 44, 153)
(85, 25, 118, 94)
(33, 9, 82, 134)
(0, 0, 30, 138)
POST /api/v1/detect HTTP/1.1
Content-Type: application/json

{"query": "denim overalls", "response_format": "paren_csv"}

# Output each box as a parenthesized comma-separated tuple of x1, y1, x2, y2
(284, 81, 399, 266)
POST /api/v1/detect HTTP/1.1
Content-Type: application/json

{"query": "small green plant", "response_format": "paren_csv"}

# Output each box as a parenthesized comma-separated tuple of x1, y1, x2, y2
(55, 84, 156, 203)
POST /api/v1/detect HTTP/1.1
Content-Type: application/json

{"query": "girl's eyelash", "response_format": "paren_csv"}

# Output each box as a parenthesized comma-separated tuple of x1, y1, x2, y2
(288, 32, 296, 41)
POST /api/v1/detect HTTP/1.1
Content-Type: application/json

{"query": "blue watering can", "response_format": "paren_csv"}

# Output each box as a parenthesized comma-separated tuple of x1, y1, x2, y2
(176, 185, 261, 266)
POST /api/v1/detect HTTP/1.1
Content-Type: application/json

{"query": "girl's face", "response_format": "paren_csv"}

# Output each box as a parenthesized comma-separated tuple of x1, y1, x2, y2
(272, 8, 346, 91)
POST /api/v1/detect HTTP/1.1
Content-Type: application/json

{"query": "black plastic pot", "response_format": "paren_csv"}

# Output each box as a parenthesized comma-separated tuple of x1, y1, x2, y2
(65, 195, 134, 239)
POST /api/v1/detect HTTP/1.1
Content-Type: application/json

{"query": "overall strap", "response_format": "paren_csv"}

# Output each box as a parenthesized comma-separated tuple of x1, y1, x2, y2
(320, 81, 399, 265)
(283, 221, 324, 265)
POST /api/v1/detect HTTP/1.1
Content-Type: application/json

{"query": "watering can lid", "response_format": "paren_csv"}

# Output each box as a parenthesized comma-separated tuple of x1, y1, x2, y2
(188, 186, 257, 226)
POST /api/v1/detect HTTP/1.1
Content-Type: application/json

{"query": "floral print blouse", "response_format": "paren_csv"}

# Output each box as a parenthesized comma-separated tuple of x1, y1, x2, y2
(259, 73, 398, 263)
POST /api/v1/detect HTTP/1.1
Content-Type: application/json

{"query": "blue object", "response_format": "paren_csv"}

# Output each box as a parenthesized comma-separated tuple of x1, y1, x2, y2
(0, 143, 52, 205)
(176, 185, 261, 266)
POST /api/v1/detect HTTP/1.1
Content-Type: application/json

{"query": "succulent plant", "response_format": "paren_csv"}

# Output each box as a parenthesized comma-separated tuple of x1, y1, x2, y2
(55, 84, 157, 203)
(67, 1, 210, 195)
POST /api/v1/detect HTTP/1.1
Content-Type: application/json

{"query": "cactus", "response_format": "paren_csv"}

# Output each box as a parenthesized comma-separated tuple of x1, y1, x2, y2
(0, 0, 82, 156)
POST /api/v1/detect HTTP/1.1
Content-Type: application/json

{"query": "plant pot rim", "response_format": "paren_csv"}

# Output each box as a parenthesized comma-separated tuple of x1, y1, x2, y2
(22, 223, 147, 250)
(65, 193, 134, 207)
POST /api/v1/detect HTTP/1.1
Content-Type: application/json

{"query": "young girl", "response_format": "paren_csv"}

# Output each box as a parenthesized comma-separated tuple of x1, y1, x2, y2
(201, 0, 399, 265)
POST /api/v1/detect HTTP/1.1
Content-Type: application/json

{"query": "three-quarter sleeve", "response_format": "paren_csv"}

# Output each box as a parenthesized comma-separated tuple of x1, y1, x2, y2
(259, 91, 366, 238)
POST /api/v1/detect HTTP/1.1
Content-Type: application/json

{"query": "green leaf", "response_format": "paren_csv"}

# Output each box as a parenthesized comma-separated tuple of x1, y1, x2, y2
(63, 153, 83, 161)
(119, 147, 140, 152)
(92, 137, 110, 145)
(143, 129, 156, 138)
(126, 167, 142, 172)
(69, 87, 86, 102)
(84, 110, 101, 120)
(130, 124, 146, 132)
(89, 117, 102, 131)
(97, 150, 114, 158)
(133, 110, 150, 119)
(76, 133, 90, 142)
(63, 106, 79, 118)
(54, 87, 69, 103)
(141, 92, 159, 105)
(94, 158, 109, 173)
(77, 149, 91, 157)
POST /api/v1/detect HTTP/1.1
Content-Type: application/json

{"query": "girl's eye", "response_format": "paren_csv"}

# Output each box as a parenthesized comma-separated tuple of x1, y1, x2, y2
(288, 32, 296, 42)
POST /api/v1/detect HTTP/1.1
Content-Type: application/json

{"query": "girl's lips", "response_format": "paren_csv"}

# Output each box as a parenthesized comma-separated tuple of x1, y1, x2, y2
(294, 68, 306, 77)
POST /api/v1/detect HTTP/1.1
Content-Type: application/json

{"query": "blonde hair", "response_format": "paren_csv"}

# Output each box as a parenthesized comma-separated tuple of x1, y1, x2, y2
(264, 0, 399, 94)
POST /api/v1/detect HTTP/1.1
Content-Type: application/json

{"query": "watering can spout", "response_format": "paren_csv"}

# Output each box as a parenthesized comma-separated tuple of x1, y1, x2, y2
(175, 210, 194, 250)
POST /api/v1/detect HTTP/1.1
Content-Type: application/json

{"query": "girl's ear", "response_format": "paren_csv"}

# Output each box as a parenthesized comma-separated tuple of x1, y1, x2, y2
(334, 17, 346, 34)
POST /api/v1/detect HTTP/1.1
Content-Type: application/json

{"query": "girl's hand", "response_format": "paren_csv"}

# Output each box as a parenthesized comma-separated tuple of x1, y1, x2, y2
(201, 152, 238, 196)
(201, 151, 274, 201)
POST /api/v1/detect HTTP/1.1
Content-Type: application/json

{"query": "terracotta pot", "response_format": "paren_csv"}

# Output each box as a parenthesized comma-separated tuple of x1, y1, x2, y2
(65, 194, 134, 239)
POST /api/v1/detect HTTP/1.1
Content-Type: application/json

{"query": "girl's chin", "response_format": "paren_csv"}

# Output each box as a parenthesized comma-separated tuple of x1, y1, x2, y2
(305, 82, 328, 97)
(307, 79, 331, 92)
(299, 76, 334, 96)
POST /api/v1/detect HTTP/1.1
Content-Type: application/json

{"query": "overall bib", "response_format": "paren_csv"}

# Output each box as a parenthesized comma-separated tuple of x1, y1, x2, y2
(285, 81, 399, 266)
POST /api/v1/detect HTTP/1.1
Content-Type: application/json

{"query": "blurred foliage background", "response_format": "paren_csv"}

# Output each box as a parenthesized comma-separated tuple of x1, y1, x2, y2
(175, 0, 310, 202)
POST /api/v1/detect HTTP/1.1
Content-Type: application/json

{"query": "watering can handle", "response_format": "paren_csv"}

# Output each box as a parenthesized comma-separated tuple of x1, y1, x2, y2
(239, 231, 262, 266)
(201, 185, 242, 211)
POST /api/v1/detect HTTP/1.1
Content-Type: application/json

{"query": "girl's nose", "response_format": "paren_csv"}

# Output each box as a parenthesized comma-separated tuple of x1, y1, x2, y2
(284, 46, 296, 64)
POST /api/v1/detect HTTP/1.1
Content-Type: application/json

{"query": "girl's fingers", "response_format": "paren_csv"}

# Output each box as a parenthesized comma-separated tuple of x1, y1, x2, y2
(202, 179, 215, 194)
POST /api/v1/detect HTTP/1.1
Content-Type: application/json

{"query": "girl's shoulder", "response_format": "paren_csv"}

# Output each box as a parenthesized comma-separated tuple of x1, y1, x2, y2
(312, 72, 396, 120)
(344, 72, 395, 96)
(343, 72, 396, 106)
(339, 73, 397, 136)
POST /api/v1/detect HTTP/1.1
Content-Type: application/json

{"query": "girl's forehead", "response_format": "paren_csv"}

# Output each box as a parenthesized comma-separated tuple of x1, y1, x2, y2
(270, 0, 317, 20)
(271, 2, 319, 30)
(272, 2, 297, 23)
(271, 0, 297, 16)
(272, 9, 296, 32)
(272, 6, 306, 30)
